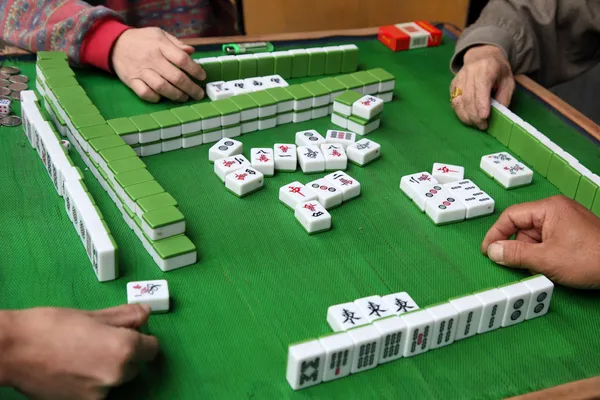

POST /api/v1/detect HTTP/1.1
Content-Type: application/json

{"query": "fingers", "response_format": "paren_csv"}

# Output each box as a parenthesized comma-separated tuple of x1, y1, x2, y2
(485, 240, 548, 271)
(481, 201, 547, 252)
(450, 70, 489, 130)
(156, 59, 204, 101)
(494, 75, 516, 107)
(464, 74, 488, 130)
(130, 331, 160, 363)
(129, 79, 160, 103)
(140, 68, 188, 102)
(91, 304, 151, 329)
(159, 40, 206, 81)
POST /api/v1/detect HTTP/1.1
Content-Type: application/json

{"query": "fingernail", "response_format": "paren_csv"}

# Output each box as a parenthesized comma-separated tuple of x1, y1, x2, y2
(140, 304, 152, 313)
(487, 243, 504, 264)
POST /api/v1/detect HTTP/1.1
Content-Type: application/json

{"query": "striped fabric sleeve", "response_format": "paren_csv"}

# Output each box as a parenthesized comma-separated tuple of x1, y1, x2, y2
(0, 0, 126, 65)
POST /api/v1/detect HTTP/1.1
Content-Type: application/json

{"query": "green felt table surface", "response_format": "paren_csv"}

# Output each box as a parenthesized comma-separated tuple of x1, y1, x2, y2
(1, 33, 600, 400)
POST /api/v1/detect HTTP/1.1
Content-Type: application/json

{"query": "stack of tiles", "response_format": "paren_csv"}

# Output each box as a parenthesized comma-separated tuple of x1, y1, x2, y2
(205, 75, 289, 100)
(400, 164, 495, 225)
(195, 44, 360, 84)
(287, 275, 554, 390)
(480, 151, 534, 189)
(20, 90, 118, 282)
(332, 92, 383, 135)
(34, 56, 197, 273)
(279, 171, 361, 234)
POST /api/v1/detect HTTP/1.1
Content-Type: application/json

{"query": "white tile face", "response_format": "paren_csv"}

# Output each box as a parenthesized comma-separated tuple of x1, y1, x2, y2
(293, 110, 312, 123)
(277, 112, 293, 125)
(311, 106, 329, 120)
(372, 316, 407, 364)
(274, 143, 297, 171)
(295, 129, 325, 146)
(331, 113, 348, 129)
(347, 325, 382, 373)
(522, 275, 554, 320)
(444, 179, 479, 195)
(294, 98, 313, 112)
(325, 130, 356, 149)
(277, 100, 293, 114)
(206, 81, 233, 100)
(208, 138, 243, 162)
(351, 95, 384, 120)
(258, 104, 277, 118)
(458, 190, 495, 219)
(244, 77, 269, 92)
(382, 292, 419, 315)
(258, 116, 277, 130)
(378, 91, 393, 102)
(320, 143, 348, 171)
(297, 145, 325, 174)
(295, 200, 331, 234)
(474, 289, 508, 334)
(401, 310, 434, 357)
(182, 134, 203, 148)
(318, 333, 355, 382)
(354, 296, 395, 323)
(313, 95, 330, 108)
(279, 181, 317, 210)
(221, 112, 241, 127)
(250, 148, 275, 176)
(305, 178, 343, 209)
(495, 162, 534, 189)
(347, 118, 380, 136)
(412, 183, 445, 212)
(424, 189, 466, 225)
(400, 172, 439, 200)
(379, 78, 395, 92)
(161, 125, 182, 140)
(286, 340, 325, 390)
(203, 128, 222, 144)
(162, 138, 182, 152)
(432, 163, 465, 184)
(480, 152, 516, 177)
(427, 303, 459, 349)
(499, 282, 532, 327)
(264, 74, 288, 88)
(241, 119, 258, 134)
(449, 295, 484, 340)
(346, 138, 380, 166)
(239, 106, 258, 121)
(214, 155, 250, 182)
(324, 171, 360, 201)
(225, 166, 264, 197)
(327, 302, 368, 331)
(222, 125, 242, 138)
(126, 280, 169, 312)
(141, 142, 162, 157)
(229, 79, 252, 96)
(333, 101, 352, 116)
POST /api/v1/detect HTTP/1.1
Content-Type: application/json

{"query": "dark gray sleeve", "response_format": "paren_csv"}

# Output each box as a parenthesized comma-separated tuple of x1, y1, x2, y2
(450, 0, 600, 87)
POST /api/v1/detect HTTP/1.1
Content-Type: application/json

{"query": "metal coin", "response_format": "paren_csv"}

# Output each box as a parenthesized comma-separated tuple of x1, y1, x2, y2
(0, 79, 9, 87)
(0, 87, 11, 96)
(9, 82, 27, 91)
(0, 116, 22, 127)
(11, 91, 20, 101)
(9, 75, 28, 84)
(0, 66, 20, 75)
(0, 72, 9, 80)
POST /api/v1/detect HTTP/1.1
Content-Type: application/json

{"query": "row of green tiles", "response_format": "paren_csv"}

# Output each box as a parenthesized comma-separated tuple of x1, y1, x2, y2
(198, 44, 359, 82)
(34, 61, 196, 260)
(40, 68, 394, 141)
(487, 107, 600, 216)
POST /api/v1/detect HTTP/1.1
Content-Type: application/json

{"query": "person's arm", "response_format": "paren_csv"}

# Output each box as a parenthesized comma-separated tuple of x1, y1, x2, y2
(0, 305, 159, 399)
(481, 195, 600, 289)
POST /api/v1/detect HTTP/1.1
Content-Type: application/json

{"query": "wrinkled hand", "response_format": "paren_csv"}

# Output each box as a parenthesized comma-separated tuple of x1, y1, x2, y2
(481, 195, 600, 289)
(450, 45, 515, 130)
(1, 304, 159, 400)
(112, 27, 206, 103)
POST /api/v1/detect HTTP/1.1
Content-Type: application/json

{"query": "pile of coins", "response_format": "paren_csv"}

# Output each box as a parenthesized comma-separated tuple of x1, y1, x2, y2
(0, 61, 24, 126)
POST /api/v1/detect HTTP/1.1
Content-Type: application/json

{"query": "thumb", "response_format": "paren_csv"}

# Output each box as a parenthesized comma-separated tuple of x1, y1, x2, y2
(494, 76, 515, 107)
(486, 240, 547, 271)
(90, 304, 151, 329)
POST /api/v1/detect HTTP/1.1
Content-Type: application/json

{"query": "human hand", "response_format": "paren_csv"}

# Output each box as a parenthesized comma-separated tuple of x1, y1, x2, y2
(1, 304, 159, 400)
(481, 195, 600, 289)
(112, 27, 206, 103)
(450, 45, 515, 130)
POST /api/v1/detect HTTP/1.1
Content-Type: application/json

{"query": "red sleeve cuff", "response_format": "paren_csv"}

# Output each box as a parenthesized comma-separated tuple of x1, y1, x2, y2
(80, 19, 131, 72)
